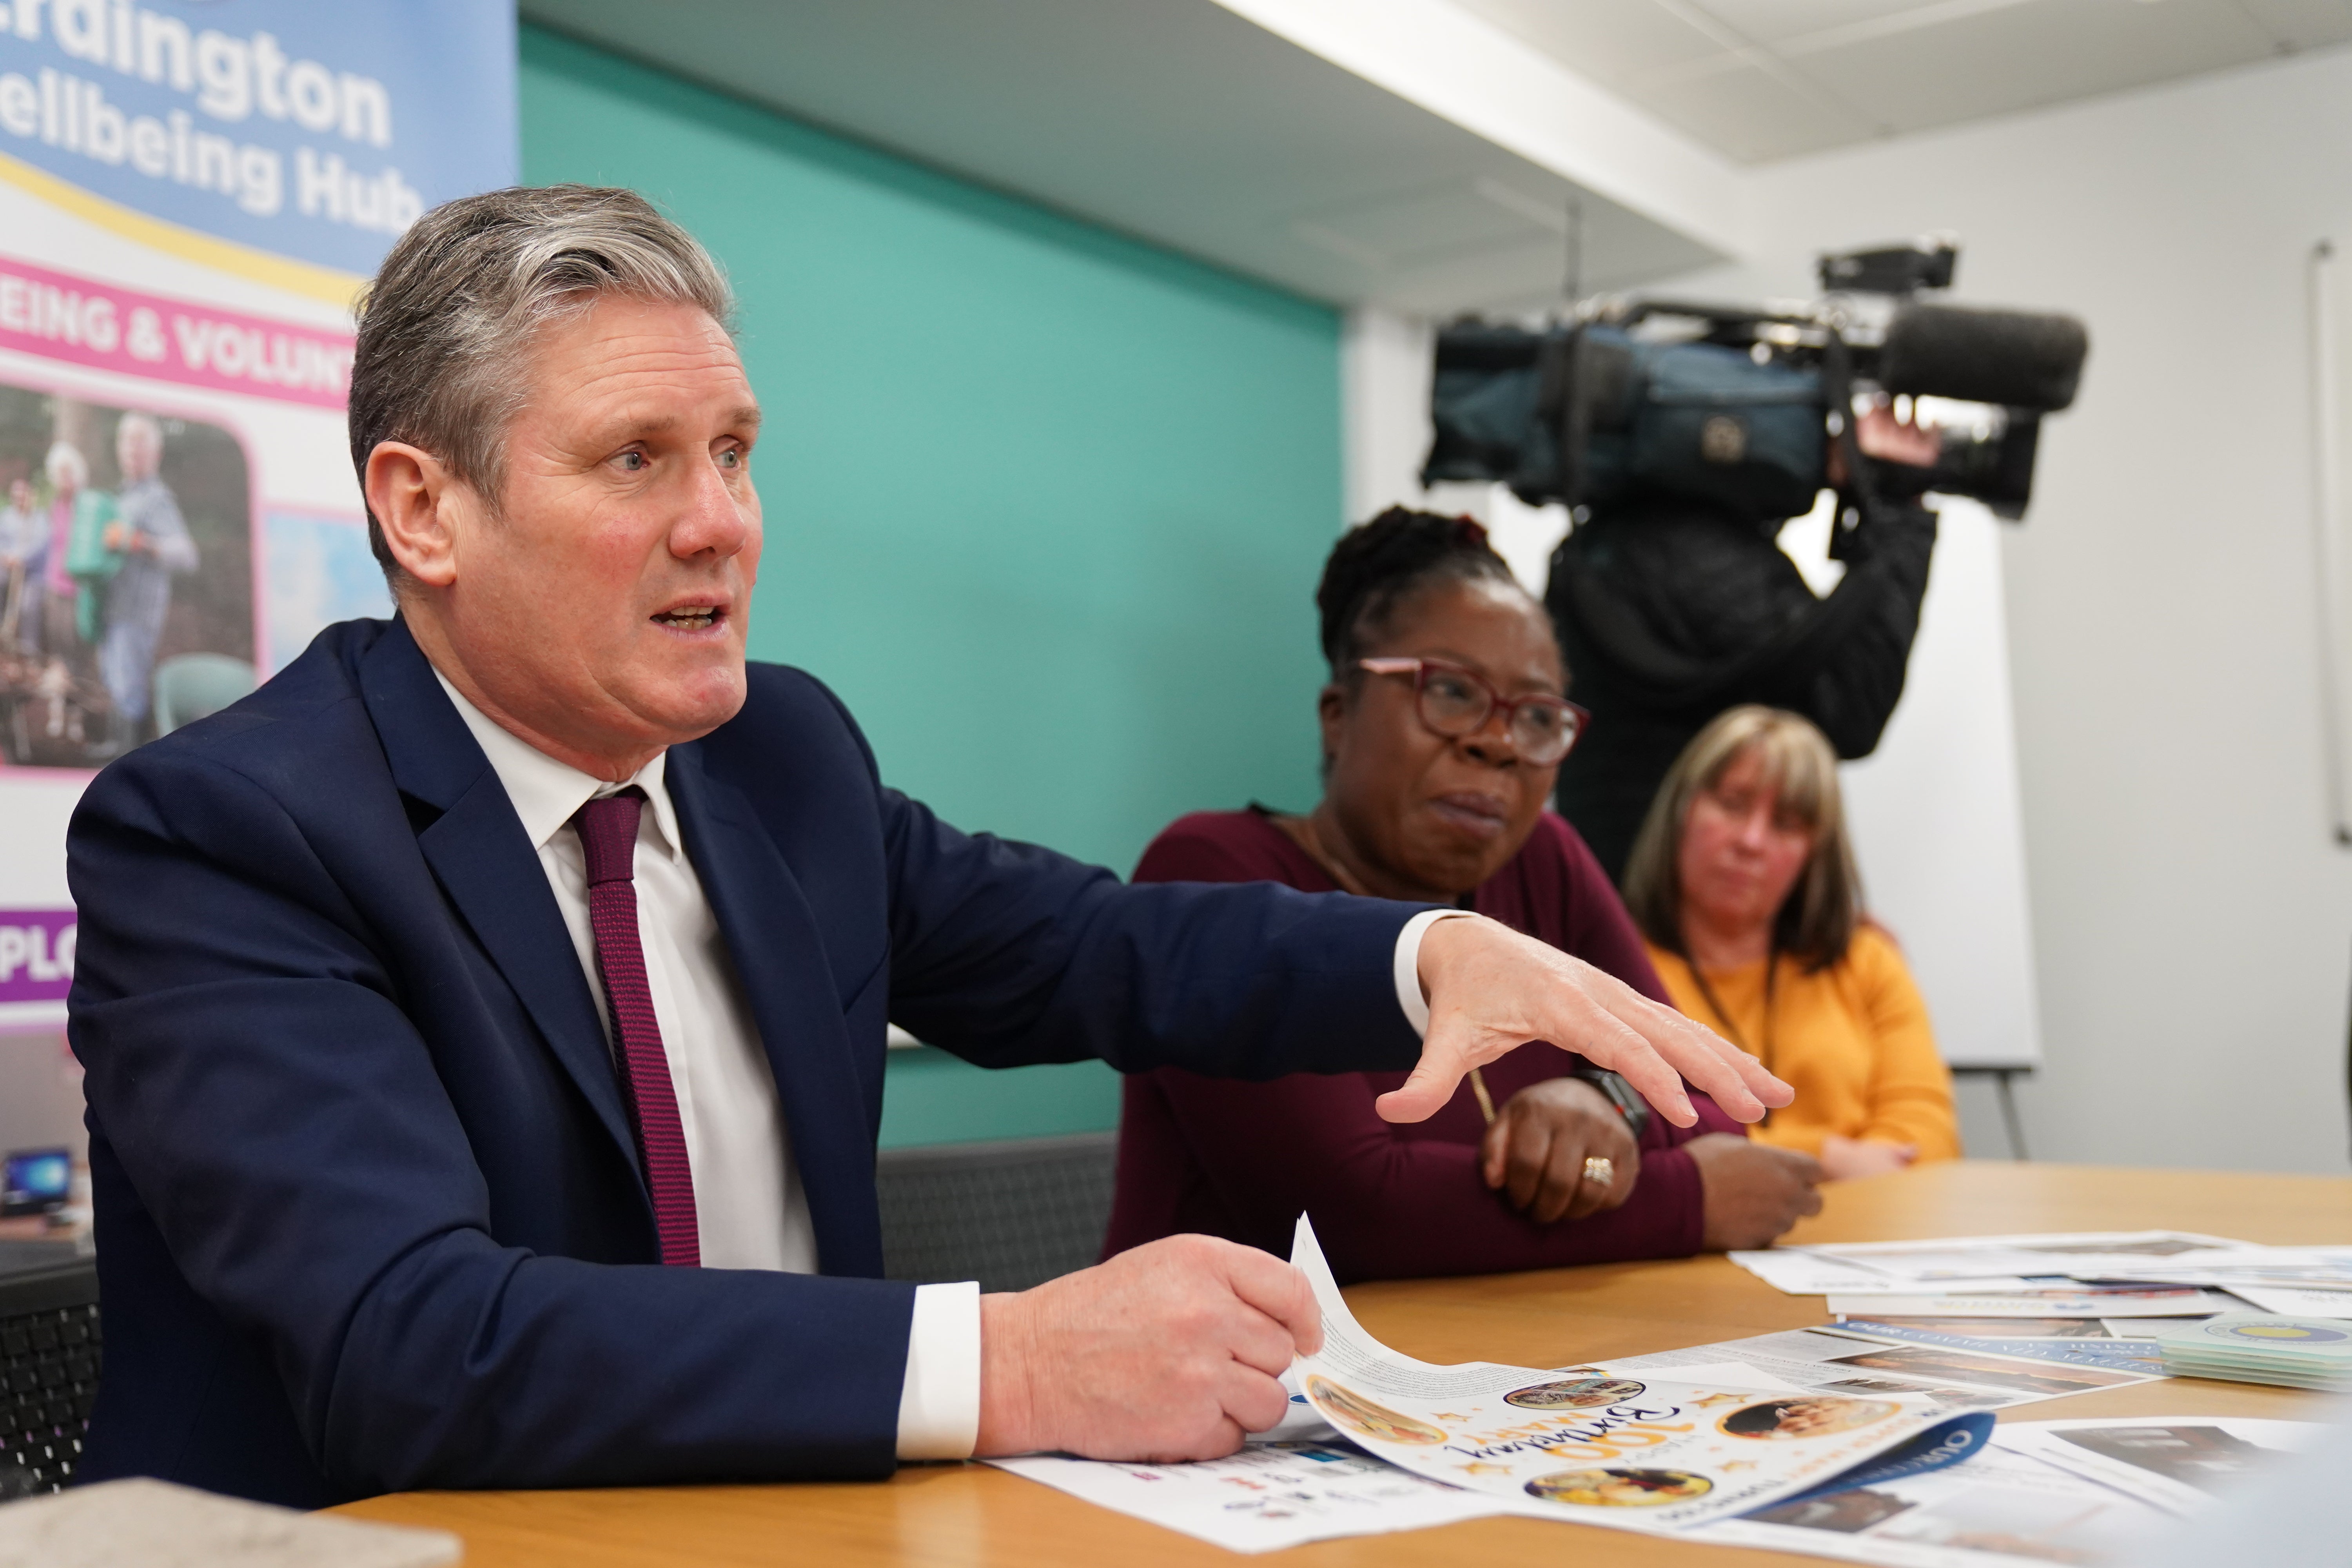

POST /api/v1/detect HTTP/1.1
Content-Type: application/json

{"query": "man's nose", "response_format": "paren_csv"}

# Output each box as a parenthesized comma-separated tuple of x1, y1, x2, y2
(670, 454, 754, 559)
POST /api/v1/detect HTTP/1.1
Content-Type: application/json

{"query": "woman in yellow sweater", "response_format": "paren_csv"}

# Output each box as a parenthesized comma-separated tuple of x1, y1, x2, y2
(1621, 706, 1959, 1180)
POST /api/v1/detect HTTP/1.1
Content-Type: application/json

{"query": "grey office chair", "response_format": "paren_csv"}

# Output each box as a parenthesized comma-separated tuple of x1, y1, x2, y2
(875, 1131, 1118, 1293)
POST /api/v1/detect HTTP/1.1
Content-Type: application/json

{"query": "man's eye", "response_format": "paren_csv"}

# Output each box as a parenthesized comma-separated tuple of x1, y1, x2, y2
(616, 451, 647, 472)
(717, 447, 742, 469)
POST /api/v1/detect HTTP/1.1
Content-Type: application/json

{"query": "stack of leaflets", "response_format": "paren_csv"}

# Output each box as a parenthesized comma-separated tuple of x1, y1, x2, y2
(989, 1221, 2340, 1559)
(1279, 1215, 1997, 1540)
(2150, 1314, 2352, 1390)
(993, 1217, 2002, 1552)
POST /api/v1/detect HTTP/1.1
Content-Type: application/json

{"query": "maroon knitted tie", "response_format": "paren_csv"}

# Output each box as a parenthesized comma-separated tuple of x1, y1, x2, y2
(573, 789, 700, 1267)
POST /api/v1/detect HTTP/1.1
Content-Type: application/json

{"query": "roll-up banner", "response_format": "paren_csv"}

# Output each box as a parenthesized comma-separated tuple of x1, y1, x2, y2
(0, 2, 517, 1036)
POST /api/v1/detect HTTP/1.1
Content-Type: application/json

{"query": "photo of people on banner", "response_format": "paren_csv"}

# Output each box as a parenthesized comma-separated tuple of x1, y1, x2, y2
(0, 381, 251, 766)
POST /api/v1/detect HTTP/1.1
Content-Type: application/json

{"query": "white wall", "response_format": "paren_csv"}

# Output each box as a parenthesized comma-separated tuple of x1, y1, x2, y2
(1669, 48, 2352, 1173)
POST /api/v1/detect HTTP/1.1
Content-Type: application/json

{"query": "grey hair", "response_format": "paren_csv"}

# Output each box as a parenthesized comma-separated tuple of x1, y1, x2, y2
(347, 184, 735, 583)
(44, 442, 87, 491)
(115, 412, 162, 451)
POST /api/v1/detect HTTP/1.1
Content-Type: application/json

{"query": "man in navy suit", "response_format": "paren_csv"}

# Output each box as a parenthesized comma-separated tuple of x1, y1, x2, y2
(65, 186, 1786, 1507)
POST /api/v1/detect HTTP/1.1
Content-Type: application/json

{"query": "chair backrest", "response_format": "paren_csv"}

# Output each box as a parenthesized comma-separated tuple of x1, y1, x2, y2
(875, 1131, 1116, 1293)
(152, 654, 256, 736)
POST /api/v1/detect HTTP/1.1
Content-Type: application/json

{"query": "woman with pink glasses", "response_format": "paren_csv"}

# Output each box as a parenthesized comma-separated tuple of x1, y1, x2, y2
(1101, 509, 1823, 1284)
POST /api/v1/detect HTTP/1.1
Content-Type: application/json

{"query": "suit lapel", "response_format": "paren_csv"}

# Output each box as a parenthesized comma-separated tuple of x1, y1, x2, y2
(666, 743, 885, 1278)
(359, 621, 639, 1167)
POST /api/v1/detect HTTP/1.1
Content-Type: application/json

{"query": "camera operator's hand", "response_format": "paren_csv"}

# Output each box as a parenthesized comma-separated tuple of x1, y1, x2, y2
(1828, 403, 1941, 485)
(1480, 1076, 1641, 1223)
(1688, 1134, 1824, 1250)
(1859, 405, 1941, 466)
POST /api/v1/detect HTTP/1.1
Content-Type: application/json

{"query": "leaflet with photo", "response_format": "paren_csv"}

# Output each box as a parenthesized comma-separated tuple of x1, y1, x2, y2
(1288, 1217, 1989, 1535)
(987, 1440, 1508, 1553)
(1990, 1417, 2328, 1516)
(1837, 1315, 2128, 1340)
(1600, 1327, 2162, 1407)
(1695, 1434, 2180, 1566)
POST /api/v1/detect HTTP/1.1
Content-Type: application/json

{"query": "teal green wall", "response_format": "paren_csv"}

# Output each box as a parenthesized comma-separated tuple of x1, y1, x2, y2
(520, 28, 1341, 1147)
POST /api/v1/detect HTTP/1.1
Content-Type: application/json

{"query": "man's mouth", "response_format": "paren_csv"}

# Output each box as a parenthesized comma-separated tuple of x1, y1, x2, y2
(652, 605, 722, 632)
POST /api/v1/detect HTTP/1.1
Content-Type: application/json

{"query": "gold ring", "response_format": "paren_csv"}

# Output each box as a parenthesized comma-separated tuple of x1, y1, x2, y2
(1583, 1156, 1615, 1187)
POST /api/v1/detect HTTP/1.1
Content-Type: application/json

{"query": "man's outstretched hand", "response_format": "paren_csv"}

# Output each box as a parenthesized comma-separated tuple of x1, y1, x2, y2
(1381, 916, 1794, 1126)
(975, 1235, 1321, 1461)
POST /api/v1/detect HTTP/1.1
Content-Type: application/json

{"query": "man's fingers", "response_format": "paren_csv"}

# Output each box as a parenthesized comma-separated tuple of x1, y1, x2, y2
(1214, 1245, 1323, 1358)
(1584, 989, 1794, 1123)
(1632, 997, 1792, 1110)
(1375, 1037, 1474, 1124)
(1557, 1007, 1700, 1127)
(1218, 1365, 1293, 1439)
(1223, 1302, 1303, 1379)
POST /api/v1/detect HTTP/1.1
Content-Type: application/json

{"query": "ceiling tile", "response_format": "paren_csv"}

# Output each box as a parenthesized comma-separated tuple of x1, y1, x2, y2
(1441, 0, 2352, 164)
(1632, 57, 1885, 160)
(1798, 0, 2283, 134)
(1444, 0, 1731, 82)
(1699, 0, 2024, 49)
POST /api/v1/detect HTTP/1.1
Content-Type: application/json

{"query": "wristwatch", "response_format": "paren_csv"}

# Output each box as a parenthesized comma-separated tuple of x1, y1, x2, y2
(1567, 1065, 1652, 1141)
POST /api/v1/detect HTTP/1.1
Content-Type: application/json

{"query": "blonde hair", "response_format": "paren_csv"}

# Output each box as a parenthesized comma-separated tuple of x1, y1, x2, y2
(1621, 705, 1862, 970)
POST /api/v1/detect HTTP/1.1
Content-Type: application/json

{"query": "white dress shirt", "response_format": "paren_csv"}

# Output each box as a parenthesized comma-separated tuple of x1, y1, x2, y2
(435, 669, 1465, 1462)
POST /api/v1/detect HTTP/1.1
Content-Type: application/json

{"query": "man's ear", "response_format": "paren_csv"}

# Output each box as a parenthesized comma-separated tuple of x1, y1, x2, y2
(365, 441, 472, 590)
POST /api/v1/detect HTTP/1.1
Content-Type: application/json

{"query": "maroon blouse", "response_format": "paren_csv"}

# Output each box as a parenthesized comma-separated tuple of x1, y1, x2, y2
(1101, 807, 1744, 1284)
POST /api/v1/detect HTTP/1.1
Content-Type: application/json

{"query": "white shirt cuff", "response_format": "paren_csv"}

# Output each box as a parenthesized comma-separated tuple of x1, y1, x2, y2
(1392, 908, 1480, 1037)
(895, 1280, 981, 1460)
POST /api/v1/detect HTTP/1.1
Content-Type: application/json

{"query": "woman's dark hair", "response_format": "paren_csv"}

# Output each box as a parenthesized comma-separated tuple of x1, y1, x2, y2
(1315, 507, 1522, 677)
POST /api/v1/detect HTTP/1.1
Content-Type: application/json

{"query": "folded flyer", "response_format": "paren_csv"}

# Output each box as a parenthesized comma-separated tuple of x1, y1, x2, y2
(1290, 1216, 1990, 1535)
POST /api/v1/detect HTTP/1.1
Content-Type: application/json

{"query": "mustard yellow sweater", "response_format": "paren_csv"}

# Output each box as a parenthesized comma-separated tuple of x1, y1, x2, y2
(1644, 926, 1961, 1161)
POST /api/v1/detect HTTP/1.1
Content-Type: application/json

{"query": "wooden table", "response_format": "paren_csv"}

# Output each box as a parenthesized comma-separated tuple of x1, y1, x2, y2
(335, 1162, 2352, 1566)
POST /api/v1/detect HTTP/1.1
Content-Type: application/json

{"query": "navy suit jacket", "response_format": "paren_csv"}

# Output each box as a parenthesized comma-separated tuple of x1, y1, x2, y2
(65, 618, 1426, 1507)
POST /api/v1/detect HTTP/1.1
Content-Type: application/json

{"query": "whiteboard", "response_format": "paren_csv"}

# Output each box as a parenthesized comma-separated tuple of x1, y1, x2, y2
(1829, 499, 2045, 1070)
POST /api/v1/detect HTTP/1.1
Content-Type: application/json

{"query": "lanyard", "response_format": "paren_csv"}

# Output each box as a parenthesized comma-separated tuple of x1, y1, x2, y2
(1685, 951, 1777, 1126)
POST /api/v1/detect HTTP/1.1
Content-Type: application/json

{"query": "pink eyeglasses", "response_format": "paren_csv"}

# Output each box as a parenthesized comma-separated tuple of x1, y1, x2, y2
(1357, 657, 1590, 766)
